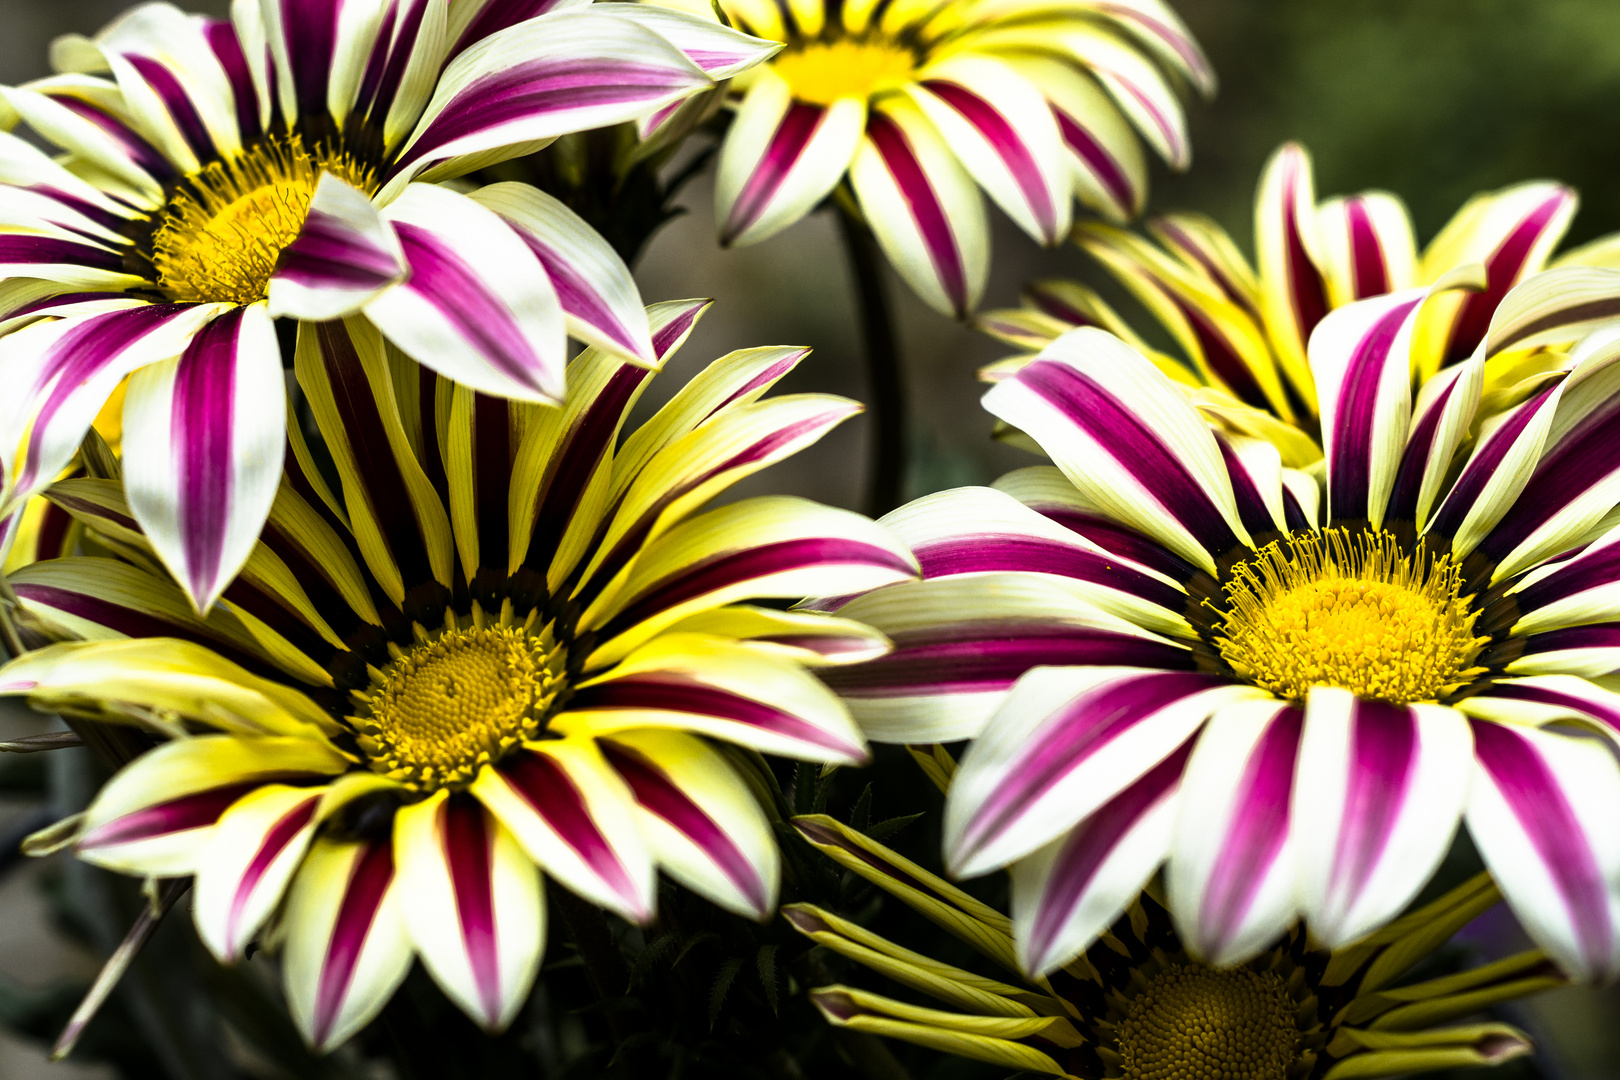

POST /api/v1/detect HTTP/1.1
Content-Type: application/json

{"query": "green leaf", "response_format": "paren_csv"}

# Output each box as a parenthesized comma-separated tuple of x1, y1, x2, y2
(793, 762, 815, 815)
(708, 956, 744, 1030)
(629, 932, 681, 989)
(673, 931, 722, 970)
(851, 783, 873, 832)
(756, 945, 779, 1016)
(867, 812, 924, 842)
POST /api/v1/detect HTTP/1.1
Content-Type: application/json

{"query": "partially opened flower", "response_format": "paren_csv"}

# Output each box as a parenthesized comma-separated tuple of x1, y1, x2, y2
(0, 0, 777, 612)
(980, 142, 1579, 466)
(653, 0, 1212, 315)
(0, 303, 917, 1050)
(817, 269, 1620, 980)
(787, 814, 1561, 1080)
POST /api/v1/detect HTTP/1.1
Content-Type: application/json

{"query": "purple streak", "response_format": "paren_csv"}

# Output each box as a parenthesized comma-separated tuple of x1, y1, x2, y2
(865, 111, 967, 314)
(722, 102, 824, 245)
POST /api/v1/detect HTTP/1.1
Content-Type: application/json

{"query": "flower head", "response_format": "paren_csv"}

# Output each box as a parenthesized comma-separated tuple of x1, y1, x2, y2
(980, 142, 1581, 466)
(658, 0, 1212, 316)
(0, 304, 918, 1050)
(817, 266, 1620, 981)
(787, 814, 1560, 1080)
(0, 0, 777, 612)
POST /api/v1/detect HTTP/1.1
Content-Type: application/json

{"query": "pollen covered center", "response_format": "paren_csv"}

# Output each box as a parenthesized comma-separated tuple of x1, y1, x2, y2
(772, 40, 915, 106)
(1116, 965, 1297, 1080)
(1212, 529, 1484, 704)
(151, 133, 377, 306)
(356, 625, 566, 791)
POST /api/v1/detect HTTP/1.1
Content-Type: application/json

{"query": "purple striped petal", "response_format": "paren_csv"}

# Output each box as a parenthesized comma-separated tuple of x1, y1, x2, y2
(1441, 188, 1576, 366)
(79, 782, 261, 853)
(268, 174, 406, 321)
(718, 97, 858, 248)
(193, 787, 322, 960)
(448, 0, 582, 57)
(1256, 144, 1329, 374)
(1426, 383, 1557, 547)
(311, 841, 399, 1048)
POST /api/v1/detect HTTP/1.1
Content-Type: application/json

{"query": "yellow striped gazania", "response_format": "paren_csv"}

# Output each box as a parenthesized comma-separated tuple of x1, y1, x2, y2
(0, 301, 918, 1051)
(787, 808, 1563, 1080)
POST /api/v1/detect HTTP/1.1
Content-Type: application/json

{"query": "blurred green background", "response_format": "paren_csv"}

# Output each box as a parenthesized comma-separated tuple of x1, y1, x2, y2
(4, 0, 1620, 1076)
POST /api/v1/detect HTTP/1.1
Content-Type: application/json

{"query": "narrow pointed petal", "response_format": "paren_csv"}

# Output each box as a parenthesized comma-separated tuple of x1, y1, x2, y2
(582, 3, 780, 81)
(395, 791, 544, 1032)
(660, 605, 891, 667)
(1021, 56, 1146, 222)
(1466, 718, 1620, 982)
(368, 182, 566, 403)
(1255, 143, 1328, 402)
(945, 666, 1257, 878)
(268, 173, 407, 321)
(1315, 192, 1418, 306)
(1294, 689, 1472, 949)
(1167, 699, 1302, 967)
(1387, 356, 1482, 530)
(284, 836, 413, 1052)
(601, 730, 779, 920)
(192, 784, 323, 961)
(1481, 266, 1620, 359)
(472, 738, 655, 921)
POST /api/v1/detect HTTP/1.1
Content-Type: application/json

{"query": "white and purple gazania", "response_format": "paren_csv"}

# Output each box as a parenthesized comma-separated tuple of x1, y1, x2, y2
(0, 0, 776, 611)
(819, 265, 1620, 983)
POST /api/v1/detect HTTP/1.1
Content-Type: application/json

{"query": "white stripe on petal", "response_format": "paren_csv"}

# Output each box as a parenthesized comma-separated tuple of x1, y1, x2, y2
(268, 173, 407, 321)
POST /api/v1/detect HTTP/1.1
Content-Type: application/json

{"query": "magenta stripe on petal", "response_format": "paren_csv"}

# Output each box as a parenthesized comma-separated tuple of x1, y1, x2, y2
(923, 81, 1055, 238)
(956, 672, 1226, 863)
(1197, 706, 1303, 950)
(1514, 546, 1620, 613)
(1327, 700, 1417, 907)
(1153, 220, 1258, 319)
(1280, 157, 1330, 341)
(914, 535, 1184, 609)
(568, 675, 862, 758)
(1472, 718, 1612, 973)
(1327, 296, 1423, 523)
(1026, 738, 1191, 965)
(1216, 439, 1279, 538)
(651, 304, 703, 359)
(225, 794, 318, 951)
(204, 19, 261, 143)
(0, 234, 124, 274)
(601, 740, 768, 914)
(1386, 376, 1461, 524)
(1033, 507, 1197, 581)
(279, 0, 342, 117)
(866, 111, 967, 313)
(442, 795, 501, 1024)
(1016, 359, 1243, 555)
(820, 627, 1194, 698)
(500, 751, 640, 906)
(1427, 385, 1554, 540)
(1345, 197, 1388, 300)
(1169, 293, 1269, 408)
(126, 55, 218, 163)
(703, 352, 804, 422)
(1444, 194, 1567, 365)
(722, 102, 824, 244)
(277, 209, 403, 290)
(55, 97, 177, 182)
(517, 231, 638, 355)
(79, 782, 263, 850)
(1055, 110, 1133, 214)
(172, 308, 244, 598)
(1484, 681, 1620, 736)
(451, 0, 573, 56)
(1520, 624, 1620, 662)
(312, 839, 395, 1048)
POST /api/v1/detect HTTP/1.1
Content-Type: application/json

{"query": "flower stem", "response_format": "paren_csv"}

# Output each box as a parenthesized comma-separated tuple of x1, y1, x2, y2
(835, 203, 907, 519)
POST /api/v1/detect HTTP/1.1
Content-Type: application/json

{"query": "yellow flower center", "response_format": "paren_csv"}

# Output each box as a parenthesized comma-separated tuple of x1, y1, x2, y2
(1212, 529, 1484, 704)
(151, 133, 377, 306)
(356, 625, 566, 791)
(771, 40, 915, 106)
(1117, 965, 1297, 1080)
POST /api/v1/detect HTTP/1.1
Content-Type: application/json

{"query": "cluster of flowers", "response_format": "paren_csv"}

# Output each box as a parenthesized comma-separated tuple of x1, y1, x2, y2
(0, 0, 1617, 1076)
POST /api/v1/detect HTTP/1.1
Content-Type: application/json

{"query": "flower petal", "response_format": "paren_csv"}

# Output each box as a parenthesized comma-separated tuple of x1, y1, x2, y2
(1255, 143, 1328, 403)
(268, 173, 407, 321)
(1387, 356, 1482, 531)
(394, 790, 544, 1031)
(1315, 192, 1418, 306)
(192, 783, 323, 961)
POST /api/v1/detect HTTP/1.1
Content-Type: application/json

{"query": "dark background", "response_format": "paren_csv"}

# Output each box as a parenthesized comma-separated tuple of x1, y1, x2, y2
(3, 0, 1620, 1076)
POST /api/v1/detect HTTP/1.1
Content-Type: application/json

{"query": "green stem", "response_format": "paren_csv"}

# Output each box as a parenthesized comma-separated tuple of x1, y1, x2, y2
(836, 205, 908, 519)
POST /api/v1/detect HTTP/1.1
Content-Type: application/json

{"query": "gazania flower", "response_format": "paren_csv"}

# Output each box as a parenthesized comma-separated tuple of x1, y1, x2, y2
(0, 0, 777, 612)
(817, 269, 1620, 981)
(787, 813, 1562, 1080)
(0, 304, 917, 1050)
(980, 142, 1579, 465)
(653, 0, 1212, 316)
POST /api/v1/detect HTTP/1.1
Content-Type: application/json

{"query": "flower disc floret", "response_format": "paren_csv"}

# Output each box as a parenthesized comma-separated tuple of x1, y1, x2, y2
(355, 623, 566, 791)
(1116, 965, 1296, 1080)
(150, 134, 378, 306)
(1211, 529, 1485, 704)
(770, 40, 914, 105)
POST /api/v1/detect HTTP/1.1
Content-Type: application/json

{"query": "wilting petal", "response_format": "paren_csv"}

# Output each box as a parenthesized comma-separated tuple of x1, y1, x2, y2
(1466, 718, 1620, 981)
(1293, 689, 1472, 948)
(472, 738, 655, 921)
(388, 10, 710, 192)
(850, 97, 987, 318)
(601, 729, 778, 920)
(268, 174, 407, 321)
(1012, 738, 1190, 976)
(192, 784, 324, 961)
(565, 633, 868, 765)
(945, 666, 1257, 878)
(715, 71, 863, 247)
(469, 182, 655, 365)
(981, 328, 1249, 573)
(121, 304, 285, 613)
(911, 54, 1070, 245)
(73, 733, 345, 876)
(1315, 192, 1418, 306)
(394, 790, 544, 1032)
(283, 836, 413, 1052)
(1167, 699, 1301, 966)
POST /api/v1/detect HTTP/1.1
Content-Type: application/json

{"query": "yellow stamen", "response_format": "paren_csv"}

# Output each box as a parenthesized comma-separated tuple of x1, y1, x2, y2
(1212, 529, 1485, 704)
(771, 40, 915, 106)
(1116, 965, 1297, 1080)
(355, 623, 566, 791)
(151, 133, 377, 306)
